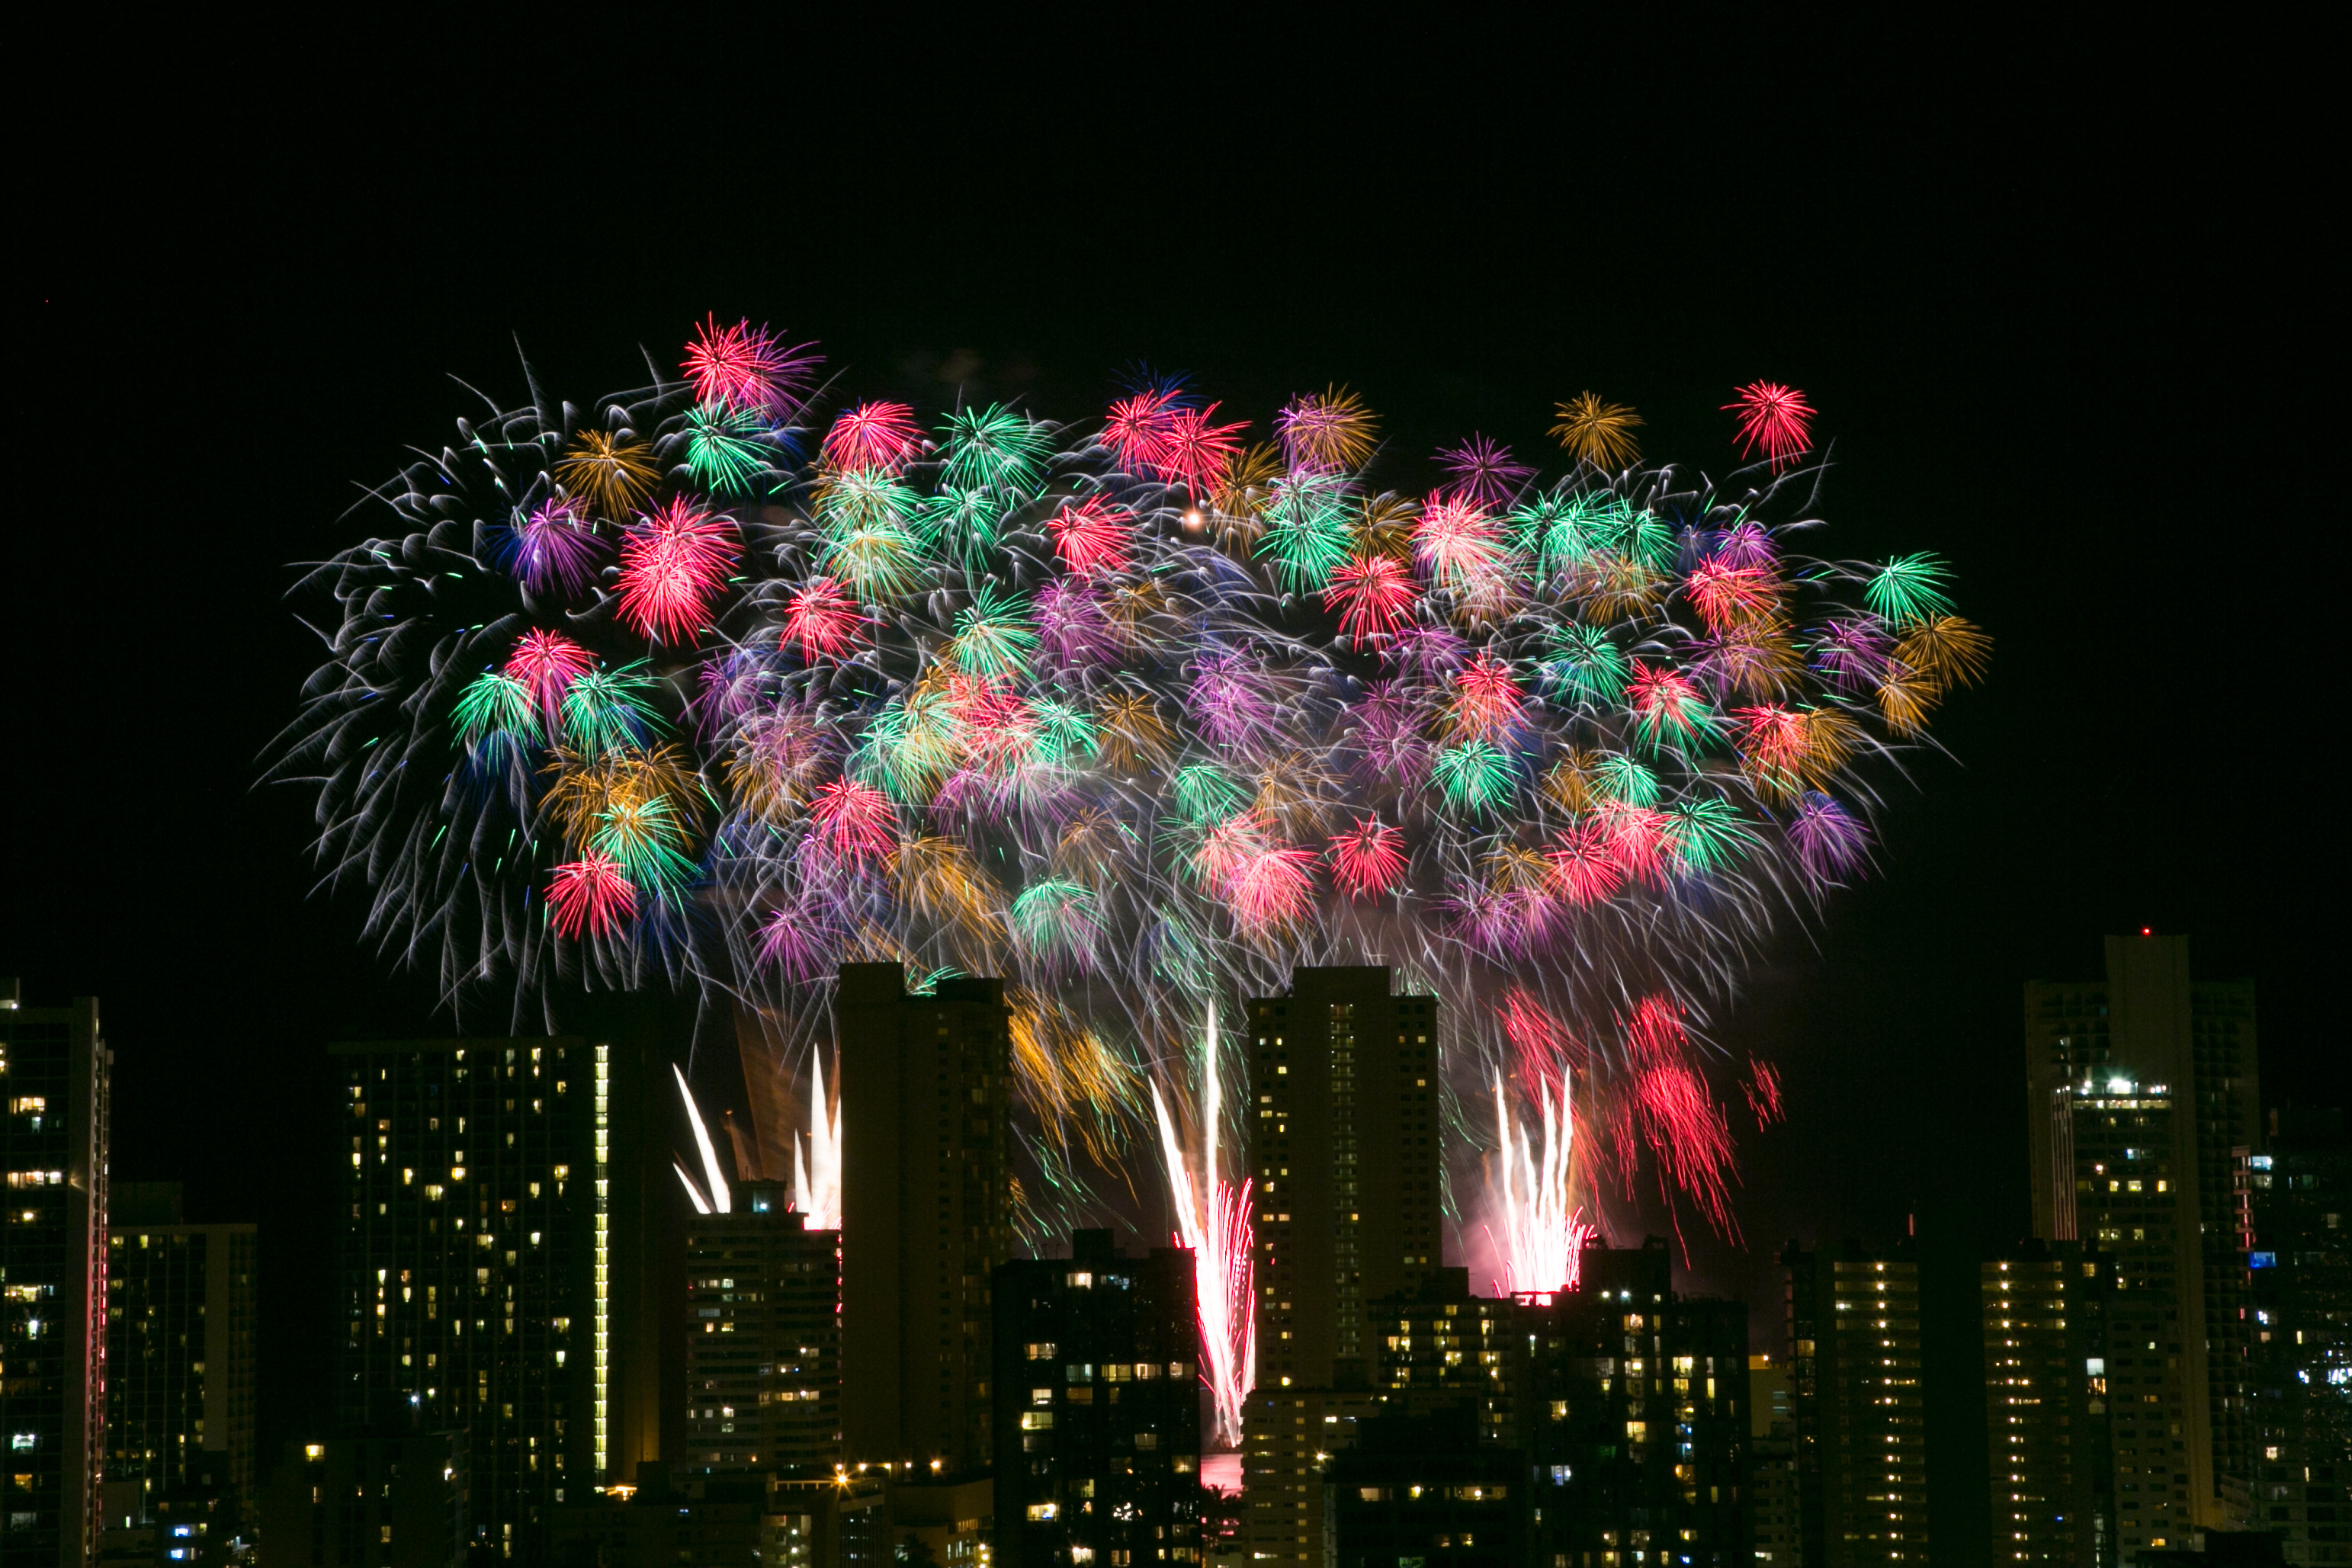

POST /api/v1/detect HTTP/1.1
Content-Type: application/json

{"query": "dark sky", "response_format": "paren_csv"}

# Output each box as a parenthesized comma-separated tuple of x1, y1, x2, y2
(8, 21, 2332, 1460)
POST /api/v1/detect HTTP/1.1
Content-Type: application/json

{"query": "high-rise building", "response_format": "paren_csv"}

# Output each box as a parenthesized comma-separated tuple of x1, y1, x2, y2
(681, 1179, 841, 1476)
(103, 1181, 258, 1538)
(1325, 1406, 1528, 1568)
(1748, 1356, 1802, 1566)
(2026, 932, 2260, 1531)
(1980, 1241, 2115, 1566)
(256, 1432, 469, 1567)
(1785, 1239, 1930, 1566)
(2245, 1108, 2352, 1561)
(1525, 1239, 1749, 1568)
(1362, 1269, 1523, 1449)
(0, 980, 109, 1567)
(332, 1026, 670, 1560)
(1245, 968, 1439, 1390)
(1240, 1386, 1379, 1566)
(836, 967, 1012, 1473)
(991, 1229, 1202, 1568)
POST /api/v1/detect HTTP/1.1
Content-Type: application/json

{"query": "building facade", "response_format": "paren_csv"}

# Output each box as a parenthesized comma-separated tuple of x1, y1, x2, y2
(1324, 1406, 1527, 1568)
(1525, 1239, 1749, 1568)
(257, 1432, 469, 1567)
(992, 1230, 1202, 1568)
(1785, 1239, 1930, 1566)
(681, 1181, 840, 1475)
(1246, 968, 1440, 1390)
(0, 981, 109, 1567)
(331, 1027, 669, 1560)
(1240, 1386, 1379, 1566)
(2026, 932, 2260, 1534)
(1363, 1271, 1522, 1451)
(1748, 1356, 1802, 1566)
(1981, 1242, 2115, 1566)
(104, 1185, 258, 1537)
(837, 967, 1012, 1473)
(2246, 1108, 2352, 1562)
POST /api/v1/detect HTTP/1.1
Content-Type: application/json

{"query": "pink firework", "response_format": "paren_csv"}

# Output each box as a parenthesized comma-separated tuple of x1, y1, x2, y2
(1048, 495, 1134, 577)
(1487, 1075, 1597, 1298)
(1615, 996, 1738, 1239)
(1685, 560, 1779, 632)
(1149, 1002, 1254, 1446)
(682, 316, 815, 415)
(1032, 581, 1118, 669)
(808, 778, 895, 865)
(1435, 434, 1533, 509)
(1327, 816, 1407, 899)
(505, 630, 595, 728)
(821, 401, 923, 475)
(1103, 389, 1183, 474)
(1323, 555, 1417, 646)
(547, 850, 635, 938)
(1452, 652, 1525, 740)
(1545, 820, 1625, 906)
(756, 899, 842, 983)
(1160, 406, 1248, 495)
(1600, 804, 1673, 886)
(1413, 494, 1509, 591)
(1226, 843, 1318, 930)
(1723, 381, 1817, 471)
(782, 576, 862, 662)
(617, 499, 739, 643)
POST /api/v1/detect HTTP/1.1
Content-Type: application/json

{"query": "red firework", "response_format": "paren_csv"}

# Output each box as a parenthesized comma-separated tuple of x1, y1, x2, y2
(1323, 555, 1417, 646)
(1723, 381, 1816, 471)
(1497, 987, 1580, 1095)
(1452, 652, 1525, 739)
(548, 850, 635, 938)
(821, 401, 923, 475)
(1735, 705, 1808, 784)
(1327, 816, 1407, 899)
(782, 577, 862, 662)
(1625, 661, 1713, 747)
(1048, 495, 1133, 577)
(617, 499, 740, 643)
(1685, 559, 1780, 631)
(1158, 405, 1248, 495)
(809, 778, 895, 864)
(1544, 820, 1625, 906)
(505, 630, 595, 726)
(681, 316, 810, 415)
(1103, 389, 1182, 473)
(1600, 804, 1673, 886)
(1413, 494, 1509, 590)
(1743, 1059, 1785, 1127)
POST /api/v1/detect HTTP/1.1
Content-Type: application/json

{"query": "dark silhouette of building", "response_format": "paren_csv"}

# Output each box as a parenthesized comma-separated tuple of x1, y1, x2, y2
(548, 1461, 844, 1568)
(992, 1230, 1200, 1568)
(836, 966, 1012, 1474)
(1525, 1238, 1748, 1567)
(1325, 1406, 1528, 1568)
(1979, 1241, 2115, 1566)
(103, 1181, 258, 1548)
(681, 1180, 840, 1474)
(1784, 1238, 1929, 1565)
(2026, 932, 2259, 1536)
(1747, 1356, 1801, 1566)
(0, 980, 109, 1566)
(330, 1023, 672, 1561)
(1363, 1269, 1523, 1449)
(1245, 967, 1439, 1390)
(257, 1432, 469, 1567)
(2246, 1107, 2352, 1561)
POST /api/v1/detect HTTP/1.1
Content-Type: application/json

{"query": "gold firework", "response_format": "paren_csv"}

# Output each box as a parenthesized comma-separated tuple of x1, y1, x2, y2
(1550, 393, 1644, 470)
(555, 429, 659, 520)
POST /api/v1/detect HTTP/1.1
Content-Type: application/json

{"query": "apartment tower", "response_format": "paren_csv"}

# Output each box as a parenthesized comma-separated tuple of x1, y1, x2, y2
(836, 966, 1012, 1473)
(1245, 967, 1439, 1389)
(0, 981, 109, 1568)
(2025, 932, 2259, 1537)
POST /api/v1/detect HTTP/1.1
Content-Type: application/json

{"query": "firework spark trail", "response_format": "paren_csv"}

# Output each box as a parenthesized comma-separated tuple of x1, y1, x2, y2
(275, 322, 1987, 1250)
(1151, 1002, 1254, 1447)
(795, 1053, 842, 1230)
(1487, 1073, 1596, 1297)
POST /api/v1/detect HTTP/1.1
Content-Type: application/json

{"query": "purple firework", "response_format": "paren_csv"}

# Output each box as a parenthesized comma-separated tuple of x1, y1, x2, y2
(1712, 520, 1779, 570)
(1188, 651, 1279, 752)
(1812, 617, 1890, 693)
(1436, 434, 1534, 509)
(499, 497, 611, 597)
(1033, 581, 1118, 670)
(1789, 792, 1869, 880)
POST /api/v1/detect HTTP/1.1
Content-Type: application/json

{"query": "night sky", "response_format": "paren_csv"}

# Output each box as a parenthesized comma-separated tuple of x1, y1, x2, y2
(9, 22, 2330, 1480)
